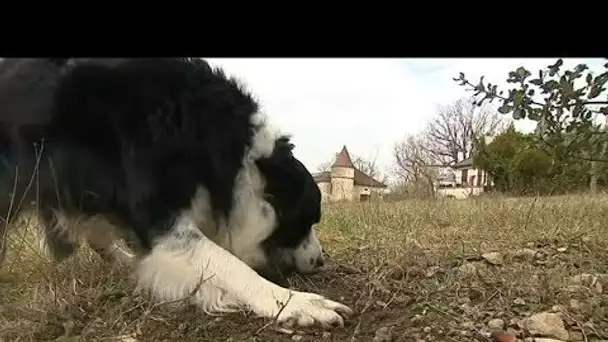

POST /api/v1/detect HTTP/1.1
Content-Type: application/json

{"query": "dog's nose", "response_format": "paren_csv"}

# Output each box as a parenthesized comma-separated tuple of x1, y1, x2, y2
(314, 255, 325, 269)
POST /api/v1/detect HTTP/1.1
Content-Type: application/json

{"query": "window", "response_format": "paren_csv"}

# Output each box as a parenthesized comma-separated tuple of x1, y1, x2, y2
(460, 169, 468, 185)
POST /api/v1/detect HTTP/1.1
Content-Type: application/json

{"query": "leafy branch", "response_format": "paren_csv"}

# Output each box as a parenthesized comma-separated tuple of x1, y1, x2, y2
(453, 58, 608, 163)
(454, 59, 608, 130)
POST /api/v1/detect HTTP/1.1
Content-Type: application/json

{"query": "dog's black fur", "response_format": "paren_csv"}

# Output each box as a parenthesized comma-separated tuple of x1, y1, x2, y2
(0, 58, 322, 279)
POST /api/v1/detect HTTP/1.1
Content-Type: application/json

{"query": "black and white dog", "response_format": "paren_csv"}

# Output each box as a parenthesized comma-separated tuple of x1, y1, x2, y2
(0, 58, 352, 328)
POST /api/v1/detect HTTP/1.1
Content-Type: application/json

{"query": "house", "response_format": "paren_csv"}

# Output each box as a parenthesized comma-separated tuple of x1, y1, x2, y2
(313, 146, 387, 202)
(435, 157, 493, 199)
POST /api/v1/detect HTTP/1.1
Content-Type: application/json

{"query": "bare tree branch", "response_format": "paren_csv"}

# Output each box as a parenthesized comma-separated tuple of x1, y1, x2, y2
(392, 133, 441, 197)
(423, 97, 509, 167)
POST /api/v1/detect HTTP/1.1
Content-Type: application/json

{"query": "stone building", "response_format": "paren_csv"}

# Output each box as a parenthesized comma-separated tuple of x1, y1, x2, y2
(313, 146, 387, 202)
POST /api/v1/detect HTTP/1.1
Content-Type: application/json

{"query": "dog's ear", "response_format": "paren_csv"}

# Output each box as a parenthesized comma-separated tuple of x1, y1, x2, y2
(272, 136, 295, 160)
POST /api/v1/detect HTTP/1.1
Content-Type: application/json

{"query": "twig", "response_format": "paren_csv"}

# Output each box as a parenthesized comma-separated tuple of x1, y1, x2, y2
(558, 309, 588, 342)
(246, 291, 295, 338)
(349, 317, 361, 342)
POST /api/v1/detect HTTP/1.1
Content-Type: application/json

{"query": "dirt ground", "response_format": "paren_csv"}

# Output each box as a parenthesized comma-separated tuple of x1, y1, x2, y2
(1, 194, 608, 341)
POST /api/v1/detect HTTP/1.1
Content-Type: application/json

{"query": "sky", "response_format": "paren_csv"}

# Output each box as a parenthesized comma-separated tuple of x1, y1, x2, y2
(205, 58, 607, 180)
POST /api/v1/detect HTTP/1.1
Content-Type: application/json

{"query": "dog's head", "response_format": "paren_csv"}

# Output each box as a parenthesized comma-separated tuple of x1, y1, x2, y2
(255, 136, 325, 280)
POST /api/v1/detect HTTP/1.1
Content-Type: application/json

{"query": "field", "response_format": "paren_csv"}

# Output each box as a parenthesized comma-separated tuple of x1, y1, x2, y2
(1, 194, 608, 342)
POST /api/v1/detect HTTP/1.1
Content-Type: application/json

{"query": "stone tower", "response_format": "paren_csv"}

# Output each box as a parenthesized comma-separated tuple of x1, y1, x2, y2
(330, 146, 355, 201)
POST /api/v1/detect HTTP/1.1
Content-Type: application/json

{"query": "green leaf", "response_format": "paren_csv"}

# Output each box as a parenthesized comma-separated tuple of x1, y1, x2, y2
(589, 86, 601, 99)
(530, 78, 543, 86)
(513, 109, 523, 119)
(498, 104, 511, 114)
(516, 67, 531, 80)
(575, 64, 588, 73)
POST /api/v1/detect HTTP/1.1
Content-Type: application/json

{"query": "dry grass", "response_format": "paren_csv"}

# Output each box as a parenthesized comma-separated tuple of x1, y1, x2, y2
(1, 194, 608, 341)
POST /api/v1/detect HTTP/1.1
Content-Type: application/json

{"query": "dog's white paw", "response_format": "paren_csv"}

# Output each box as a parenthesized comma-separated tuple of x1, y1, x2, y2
(272, 291, 353, 328)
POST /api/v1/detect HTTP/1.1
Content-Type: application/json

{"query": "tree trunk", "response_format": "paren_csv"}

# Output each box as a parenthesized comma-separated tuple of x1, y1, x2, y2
(590, 161, 598, 194)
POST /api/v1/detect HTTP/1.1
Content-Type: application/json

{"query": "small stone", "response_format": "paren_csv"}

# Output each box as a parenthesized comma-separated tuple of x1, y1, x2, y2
(506, 328, 520, 337)
(570, 299, 593, 316)
(460, 330, 472, 337)
(458, 296, 472, 304)
(422, 326, 432, 333)
(477, 327, 492, 338)
(594, 281, 603, 294)
(512, 248, 538, 260)
(292, 336, 303, 341)
(425, 266, 441, 277)
(482, 252, 504, 265)
(276, 328, 294, 335)
(556, 246, 568, 252)
(488, 318, 505, 330)
(490, 330, 516, 342)
(513, 298, 526, 306)
(458, 262, 477, 276)
(461, 321, 475, 330)
(521, 312, 569, 341)
(550, 305, 565, 313)
(373, 327, 394, 342)
(569, 273, 595, 285)
(321, 332, 331, 339)
(569, 331, 583, 341)
(412, 314, 424, 323)
(569, 299, 582, 310)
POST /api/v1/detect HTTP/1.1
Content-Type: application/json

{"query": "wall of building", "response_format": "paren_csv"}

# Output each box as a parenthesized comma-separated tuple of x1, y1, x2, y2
(436, 167, 494, 199)
(436, 186, 484, 199)
(330, 166, 355, 202)
(354, 185, 384, 201)
(454, 168, 490, 187)
(317, 182, 331, 202)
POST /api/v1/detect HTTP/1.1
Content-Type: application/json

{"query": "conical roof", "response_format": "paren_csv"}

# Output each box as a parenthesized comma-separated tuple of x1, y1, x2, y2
(332, 145, 354, 168)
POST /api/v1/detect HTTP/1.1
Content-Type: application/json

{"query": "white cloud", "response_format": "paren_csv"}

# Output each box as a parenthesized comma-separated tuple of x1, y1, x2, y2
(204, 58, 607, 179)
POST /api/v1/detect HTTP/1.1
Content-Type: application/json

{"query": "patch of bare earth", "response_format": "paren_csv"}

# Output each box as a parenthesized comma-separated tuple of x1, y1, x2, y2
(2, 194, 608, 341)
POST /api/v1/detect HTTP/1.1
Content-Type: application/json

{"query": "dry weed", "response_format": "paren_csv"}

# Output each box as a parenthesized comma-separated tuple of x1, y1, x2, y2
(1, 193, 607, 341)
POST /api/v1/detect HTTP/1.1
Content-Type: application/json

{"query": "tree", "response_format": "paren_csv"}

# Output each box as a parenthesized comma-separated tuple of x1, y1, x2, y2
(350, 152, 388, 184)
(453, 59, 608, 192)
(474, 125, 551, 193)
(422, 97, 509, 167)
(392, 133, 440, 197)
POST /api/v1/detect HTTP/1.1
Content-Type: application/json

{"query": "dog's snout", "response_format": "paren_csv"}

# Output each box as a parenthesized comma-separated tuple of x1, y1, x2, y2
(308, 255, 325, 273)
(315, 255, 325, 268)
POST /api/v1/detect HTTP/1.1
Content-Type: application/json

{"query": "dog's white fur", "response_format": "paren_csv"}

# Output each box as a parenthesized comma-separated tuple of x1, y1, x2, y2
(135, 113, 350, 325)
(42, 111, 350, 327)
